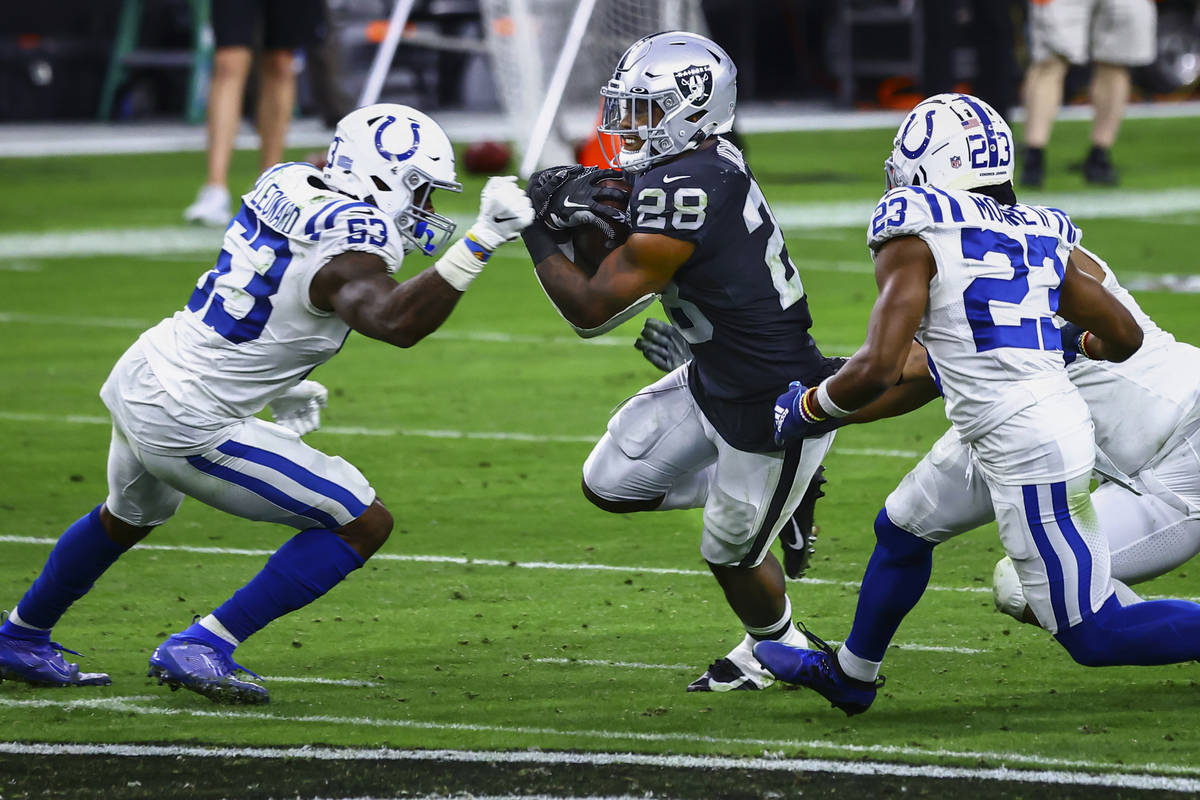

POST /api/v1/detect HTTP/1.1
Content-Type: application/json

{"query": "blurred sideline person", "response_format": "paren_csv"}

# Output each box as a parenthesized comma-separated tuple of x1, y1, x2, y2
(758, 93, 1200, 715)
(0, 104, 533, 702)
(1021, 0, 1157, 187)
(521, 32, 841, 693)
(185, 0, 323, 225)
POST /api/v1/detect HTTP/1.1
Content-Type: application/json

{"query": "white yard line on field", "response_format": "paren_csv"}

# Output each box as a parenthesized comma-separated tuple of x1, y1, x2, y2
(3, 100, 1197, 156)
(534, 657, 694, 670)
(262, 676, 382, 687)
(0, 309, 864, 356)
(2, 187, 1200, 262)
(0, 411, 921, 457)
(0, 534, 983, 596)
(0, 310, 627, 347)
(5, 533, 1194, 605)
(1124, 273, 1200, 294)
(0, 309, 865, 353)
(0, 700, 1198, 788)
(768, 187, 1200, 233)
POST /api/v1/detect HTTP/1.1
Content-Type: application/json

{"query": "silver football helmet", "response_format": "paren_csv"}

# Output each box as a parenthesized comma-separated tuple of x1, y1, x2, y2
(884, 93, 1015, 192)
(324, 103, 463, 256)
(598, 31, 737, 173)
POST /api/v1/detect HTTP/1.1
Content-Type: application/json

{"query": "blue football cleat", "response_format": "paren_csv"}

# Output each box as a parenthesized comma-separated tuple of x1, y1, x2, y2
(0, 632, 111, 687)
(753, 629, 883, 716)
(148, 634, 269, 705)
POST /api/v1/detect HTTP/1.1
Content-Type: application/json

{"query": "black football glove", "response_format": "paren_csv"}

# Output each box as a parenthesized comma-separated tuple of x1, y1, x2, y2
(526, 164, 587, 218)
(634, 318, 692, 372)
(543, 168, 629, 240)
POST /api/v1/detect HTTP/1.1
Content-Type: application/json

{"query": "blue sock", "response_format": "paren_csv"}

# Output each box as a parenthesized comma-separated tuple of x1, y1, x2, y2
(1056, 593, 1200, 666)
(208, 529, 364, 644)
(844, 509, 936, 662)
(1, 505, 129, 639)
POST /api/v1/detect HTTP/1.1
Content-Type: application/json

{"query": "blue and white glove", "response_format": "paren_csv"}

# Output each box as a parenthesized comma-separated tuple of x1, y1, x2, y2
(774, 381, 809, 446)
(773, 381, 845, 446)
(270, 380, 328, 436)
(1058, 321, 1095, 365)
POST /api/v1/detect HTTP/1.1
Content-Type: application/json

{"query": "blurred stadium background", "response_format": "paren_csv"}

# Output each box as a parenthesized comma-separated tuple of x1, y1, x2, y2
(3, 2, 1200, 798)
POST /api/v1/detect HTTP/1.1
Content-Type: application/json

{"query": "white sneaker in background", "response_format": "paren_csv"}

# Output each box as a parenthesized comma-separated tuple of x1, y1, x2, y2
(183, 184, 231, 226)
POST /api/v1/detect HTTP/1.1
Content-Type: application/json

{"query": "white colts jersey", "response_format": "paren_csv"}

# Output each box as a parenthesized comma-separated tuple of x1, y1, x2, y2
(868, 186, 1081, 443)
(101, 162, 406, 454)
(1065, 247, 1200, 476)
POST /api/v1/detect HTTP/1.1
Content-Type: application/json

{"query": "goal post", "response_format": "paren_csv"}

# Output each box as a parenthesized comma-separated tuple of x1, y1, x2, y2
(479, 0, 710, 177)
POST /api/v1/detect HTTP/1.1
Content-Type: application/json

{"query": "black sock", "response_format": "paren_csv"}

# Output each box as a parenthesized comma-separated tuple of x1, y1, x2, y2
(1024, 147, 1044, 168)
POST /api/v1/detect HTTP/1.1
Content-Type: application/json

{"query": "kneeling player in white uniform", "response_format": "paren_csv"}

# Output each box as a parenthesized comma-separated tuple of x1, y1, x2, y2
(755, 93, 1200, 715)
(0, 104, 533, 702)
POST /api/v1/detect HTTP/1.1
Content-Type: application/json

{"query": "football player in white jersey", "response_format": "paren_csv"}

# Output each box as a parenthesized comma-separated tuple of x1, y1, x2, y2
(754, 93, 1200, 715)
(0, 104, 533, 702)
(909, 248, 1200, 620)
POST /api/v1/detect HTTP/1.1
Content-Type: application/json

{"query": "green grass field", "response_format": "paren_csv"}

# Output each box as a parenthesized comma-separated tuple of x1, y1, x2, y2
(1, 116, 1199, 795)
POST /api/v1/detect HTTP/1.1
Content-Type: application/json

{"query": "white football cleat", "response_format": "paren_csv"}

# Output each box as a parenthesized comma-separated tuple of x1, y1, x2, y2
(687, 629, 809, 692)
(992, 556, 1029, 621)
(183, 184, 231, 227)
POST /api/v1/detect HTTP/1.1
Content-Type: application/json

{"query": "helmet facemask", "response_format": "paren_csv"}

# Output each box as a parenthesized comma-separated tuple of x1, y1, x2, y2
(598, 84, 690, 172)
(883, 157, 908, 191)
(373, 167, 460, 256)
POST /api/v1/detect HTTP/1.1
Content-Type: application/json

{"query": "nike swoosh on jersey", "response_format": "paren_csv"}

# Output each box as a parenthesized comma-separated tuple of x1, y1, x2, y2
(662, 175, 691, 183)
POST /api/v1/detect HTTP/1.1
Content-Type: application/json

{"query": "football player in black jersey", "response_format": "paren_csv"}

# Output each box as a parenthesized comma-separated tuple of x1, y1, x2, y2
(522, 32, 839, 692)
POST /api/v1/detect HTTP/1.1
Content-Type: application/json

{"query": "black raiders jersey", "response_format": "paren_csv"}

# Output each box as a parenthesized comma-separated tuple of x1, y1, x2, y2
(629, 137, 827, 452)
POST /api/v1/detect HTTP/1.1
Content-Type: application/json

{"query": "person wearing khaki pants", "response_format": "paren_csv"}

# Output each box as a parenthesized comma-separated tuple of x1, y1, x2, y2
(1021, 0, 1157, 187)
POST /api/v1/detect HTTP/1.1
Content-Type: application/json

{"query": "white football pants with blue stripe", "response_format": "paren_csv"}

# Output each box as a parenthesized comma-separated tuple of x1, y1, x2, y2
(990, 475, 1109, 633)
(105, 417, 375, 530)
(887, 399, 1113, 634)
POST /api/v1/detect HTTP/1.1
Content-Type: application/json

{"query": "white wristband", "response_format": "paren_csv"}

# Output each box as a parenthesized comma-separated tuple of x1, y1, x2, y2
(816, 378, 854, 418)
(433, 231, 491, 292)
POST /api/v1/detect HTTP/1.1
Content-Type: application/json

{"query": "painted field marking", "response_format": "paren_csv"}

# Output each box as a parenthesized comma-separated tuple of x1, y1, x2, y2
(0, 534, 981, 595)
(3, 187, 1200, 262)
(0, 309, 865, 353)
(3, 100, 1197, 157)
(534, 657, 693, 670)
(0, 698, 1198, 786)
(0, 310, 630, 348)
(1125, 274, 1200, 294)
(6, 533, 1193, 605)
(0, 411, 923, 458)
(262, 676, 382, 687)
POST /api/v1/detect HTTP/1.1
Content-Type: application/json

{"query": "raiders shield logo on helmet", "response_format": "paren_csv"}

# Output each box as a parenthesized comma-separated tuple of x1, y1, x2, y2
(674, 65, 713, 107)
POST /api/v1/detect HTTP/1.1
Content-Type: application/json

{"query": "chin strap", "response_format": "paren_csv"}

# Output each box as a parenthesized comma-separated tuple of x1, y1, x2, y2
(533, 269, 657, 339)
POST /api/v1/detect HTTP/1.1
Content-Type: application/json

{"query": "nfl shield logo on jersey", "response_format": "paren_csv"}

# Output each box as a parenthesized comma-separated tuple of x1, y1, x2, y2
(950, 155, 962, 169)
(674, 65, 713, 106)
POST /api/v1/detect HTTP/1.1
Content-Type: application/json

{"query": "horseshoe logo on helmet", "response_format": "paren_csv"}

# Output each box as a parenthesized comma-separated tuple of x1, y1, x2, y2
(898, 109, 937, 160)
(374, 116, 422, 162)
